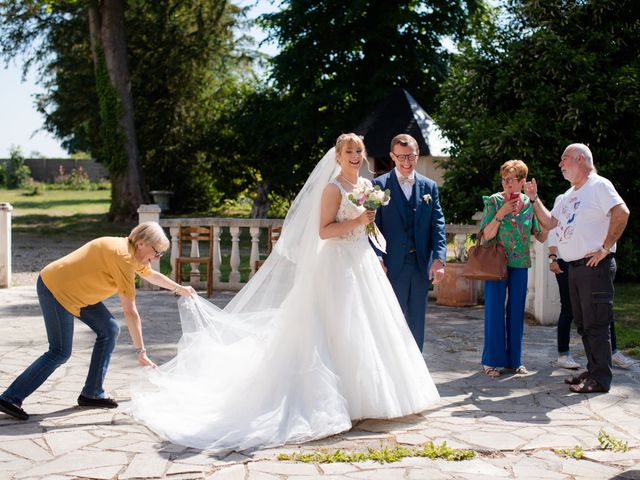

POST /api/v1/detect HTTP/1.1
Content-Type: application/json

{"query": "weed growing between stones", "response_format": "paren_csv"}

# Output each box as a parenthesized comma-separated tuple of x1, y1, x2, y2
(277, 441, 476, 463)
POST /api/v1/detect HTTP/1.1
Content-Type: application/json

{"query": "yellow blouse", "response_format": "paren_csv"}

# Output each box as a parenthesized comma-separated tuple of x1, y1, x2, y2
(40, 237, 152, 316)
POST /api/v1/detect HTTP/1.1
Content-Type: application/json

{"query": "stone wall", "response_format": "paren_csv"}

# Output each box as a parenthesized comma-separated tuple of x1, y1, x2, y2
(0, 158, 109, 182)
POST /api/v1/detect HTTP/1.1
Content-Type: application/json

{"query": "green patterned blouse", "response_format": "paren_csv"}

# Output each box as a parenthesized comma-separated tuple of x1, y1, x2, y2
(479, 193, 540, 269)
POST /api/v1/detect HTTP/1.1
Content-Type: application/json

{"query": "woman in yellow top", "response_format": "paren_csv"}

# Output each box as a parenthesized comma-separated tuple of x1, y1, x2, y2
(0, 222, 195, 421)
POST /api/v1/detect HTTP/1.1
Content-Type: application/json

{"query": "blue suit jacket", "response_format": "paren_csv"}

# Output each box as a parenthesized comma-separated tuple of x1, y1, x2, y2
(373, 169, 447, 281)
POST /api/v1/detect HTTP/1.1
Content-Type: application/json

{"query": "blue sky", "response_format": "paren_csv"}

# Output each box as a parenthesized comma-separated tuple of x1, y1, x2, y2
(0, 1, 276, 158)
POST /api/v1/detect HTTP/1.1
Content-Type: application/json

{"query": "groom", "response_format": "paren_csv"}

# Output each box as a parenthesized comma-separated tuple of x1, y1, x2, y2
(373, 134, 446, 351)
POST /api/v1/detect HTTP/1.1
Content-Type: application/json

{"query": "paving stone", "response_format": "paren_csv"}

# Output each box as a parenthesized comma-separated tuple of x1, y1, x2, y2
(66, 465, 124, 480)
(521, 434, 583, 450)
(119, 452, 169, 479)
(14, 450, 128, 478)
(45, 429, 97, 456)
(1, 439, 52, 461)
(166, 462, 207, 476)
(456, 431, 525, 451)
(395, 432, 429, 445)
(511, 455, 571, 479)
(317, 462, 361, 474)
(347, 467, 407, 479)
(206, 464, 246, 479)
(561, 457, 622, 478)
(248, 460, 320, 475)
(436, 458, 511, 477)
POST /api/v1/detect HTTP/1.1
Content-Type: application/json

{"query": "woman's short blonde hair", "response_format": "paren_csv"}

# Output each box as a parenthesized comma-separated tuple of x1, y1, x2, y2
(335, 133, 365, 157)
(500, 159, 528, 180)
(129, 221, 170, 250)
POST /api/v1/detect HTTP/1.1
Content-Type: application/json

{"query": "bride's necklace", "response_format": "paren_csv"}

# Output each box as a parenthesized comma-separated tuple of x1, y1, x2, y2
(339, 174, 359, 188)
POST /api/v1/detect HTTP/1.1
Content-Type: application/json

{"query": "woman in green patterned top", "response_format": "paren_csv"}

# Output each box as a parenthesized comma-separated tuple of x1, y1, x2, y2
(479, 160, 547, 377)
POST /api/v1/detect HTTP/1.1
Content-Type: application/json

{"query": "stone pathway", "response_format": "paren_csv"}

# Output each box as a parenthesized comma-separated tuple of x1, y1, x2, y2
(1, 285, 640, 479)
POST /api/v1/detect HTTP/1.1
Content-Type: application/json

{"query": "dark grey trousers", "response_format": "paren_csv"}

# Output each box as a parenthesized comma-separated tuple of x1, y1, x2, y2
(568, 256, 616, 390)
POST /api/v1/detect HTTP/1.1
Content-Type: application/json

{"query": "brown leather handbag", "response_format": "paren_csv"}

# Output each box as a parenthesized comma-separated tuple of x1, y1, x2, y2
(462, 230, 508, 281)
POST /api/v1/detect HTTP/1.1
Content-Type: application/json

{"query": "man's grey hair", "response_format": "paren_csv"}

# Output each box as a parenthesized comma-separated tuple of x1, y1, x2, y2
(567, 143, 594, 168)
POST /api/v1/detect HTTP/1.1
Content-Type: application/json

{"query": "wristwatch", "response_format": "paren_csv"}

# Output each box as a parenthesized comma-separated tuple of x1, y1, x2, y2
(548, 253, 557, 264)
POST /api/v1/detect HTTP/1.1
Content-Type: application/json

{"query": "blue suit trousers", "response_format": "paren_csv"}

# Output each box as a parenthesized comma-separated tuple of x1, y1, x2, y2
(388, 253, 429, 352)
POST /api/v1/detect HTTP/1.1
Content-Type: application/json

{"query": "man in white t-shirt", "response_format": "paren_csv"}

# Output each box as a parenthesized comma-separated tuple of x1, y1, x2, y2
(525, 143, 630, 393)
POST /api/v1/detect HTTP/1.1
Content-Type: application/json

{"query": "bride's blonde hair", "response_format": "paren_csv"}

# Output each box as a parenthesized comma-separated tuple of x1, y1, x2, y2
(335, 133, 373, 173)
(335, 133, 365, 158)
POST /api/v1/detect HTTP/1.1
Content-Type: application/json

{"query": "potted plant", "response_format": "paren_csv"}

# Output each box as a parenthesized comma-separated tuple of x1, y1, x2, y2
(436, 232, 480, 307)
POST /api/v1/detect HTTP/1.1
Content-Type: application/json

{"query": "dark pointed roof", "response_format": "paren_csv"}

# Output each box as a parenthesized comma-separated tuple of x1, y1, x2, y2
(355, 87, 435, 157)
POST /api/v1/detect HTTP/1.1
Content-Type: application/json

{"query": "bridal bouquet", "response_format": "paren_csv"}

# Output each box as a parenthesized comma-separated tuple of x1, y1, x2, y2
(348, 184, 391, 250)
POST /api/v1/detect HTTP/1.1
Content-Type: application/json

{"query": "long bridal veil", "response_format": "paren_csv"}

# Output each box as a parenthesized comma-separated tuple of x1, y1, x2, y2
(128, 148, 353, 451)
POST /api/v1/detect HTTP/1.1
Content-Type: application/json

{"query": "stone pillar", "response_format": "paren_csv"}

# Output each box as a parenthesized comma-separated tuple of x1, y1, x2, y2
(0, 203, 12, 288)
(526, 238, 560, 325)
(138, 204, 161, 225)
(137, 204, 162, 290)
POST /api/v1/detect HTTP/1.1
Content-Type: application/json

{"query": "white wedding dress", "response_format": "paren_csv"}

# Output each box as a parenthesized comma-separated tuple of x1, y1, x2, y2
(128, 149, 439, 452)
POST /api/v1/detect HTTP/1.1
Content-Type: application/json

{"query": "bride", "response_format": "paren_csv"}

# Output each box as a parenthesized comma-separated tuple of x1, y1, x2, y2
(128, 133, 440, 451)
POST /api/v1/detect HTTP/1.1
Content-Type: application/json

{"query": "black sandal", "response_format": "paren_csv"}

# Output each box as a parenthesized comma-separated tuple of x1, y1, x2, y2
(564, 371, 589, 385)
(569, 378, 608, 393)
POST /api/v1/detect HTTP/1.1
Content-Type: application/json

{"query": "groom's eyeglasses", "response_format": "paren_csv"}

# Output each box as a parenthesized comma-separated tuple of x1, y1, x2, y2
(392, 153, 418, 162)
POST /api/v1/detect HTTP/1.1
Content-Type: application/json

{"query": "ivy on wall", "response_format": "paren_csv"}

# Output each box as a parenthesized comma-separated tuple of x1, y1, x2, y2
(95, 48, 127, 174)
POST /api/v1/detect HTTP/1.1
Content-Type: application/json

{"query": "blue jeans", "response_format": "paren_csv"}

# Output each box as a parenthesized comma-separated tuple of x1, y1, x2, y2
(482, 267, 528, 368)
(0, 276, 120, 406)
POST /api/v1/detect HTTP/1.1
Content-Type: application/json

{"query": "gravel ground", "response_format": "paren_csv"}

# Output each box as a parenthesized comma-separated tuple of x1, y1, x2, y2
(11, 232, 86, 287)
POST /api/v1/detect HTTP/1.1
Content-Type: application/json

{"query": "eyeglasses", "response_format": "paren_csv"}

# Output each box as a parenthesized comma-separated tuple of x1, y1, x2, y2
(393, 153, 418, 162)
(151, 245, 165, 258)
(501, 176, 523, 184)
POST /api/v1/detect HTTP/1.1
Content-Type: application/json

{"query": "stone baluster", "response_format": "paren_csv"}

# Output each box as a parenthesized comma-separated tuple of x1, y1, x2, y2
(0, 203, 13, 288)
(453, 233, 467, 262)
(229, 226, 241, 286)
(212, 226, 222, 287)
(249, 227, 260, 277)
(169, 226, 180, 282)
(189, 231, 201, 285)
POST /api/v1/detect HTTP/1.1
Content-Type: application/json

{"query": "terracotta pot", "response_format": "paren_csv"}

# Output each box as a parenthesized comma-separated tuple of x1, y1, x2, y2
(436, 262, 479, 307)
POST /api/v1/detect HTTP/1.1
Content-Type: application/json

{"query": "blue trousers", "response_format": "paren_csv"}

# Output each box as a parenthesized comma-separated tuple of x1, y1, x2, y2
(388, 253, 429, 352)
(0, 276, 120, 406)
(482, 267, 528, 368)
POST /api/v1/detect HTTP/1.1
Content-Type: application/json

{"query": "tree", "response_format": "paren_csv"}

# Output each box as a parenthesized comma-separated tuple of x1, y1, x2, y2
(0, 0, 142, 220)
(88, 0, 144, 221)
(241, 0, 486, 216)
(435, 0, 640, 279)
(1, 0, 250, 216)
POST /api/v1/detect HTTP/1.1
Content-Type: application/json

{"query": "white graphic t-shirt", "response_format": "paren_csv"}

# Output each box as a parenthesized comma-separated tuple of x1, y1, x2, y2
(550, 174, 624, 262)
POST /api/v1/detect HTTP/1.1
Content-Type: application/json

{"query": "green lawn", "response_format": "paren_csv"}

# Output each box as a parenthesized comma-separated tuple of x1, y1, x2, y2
(1, 187, 131, 237)
(614, 283, 640, 357)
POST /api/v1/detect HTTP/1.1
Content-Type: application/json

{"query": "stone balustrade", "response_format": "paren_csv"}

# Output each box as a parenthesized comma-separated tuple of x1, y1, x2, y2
(138, 205, 284, 291)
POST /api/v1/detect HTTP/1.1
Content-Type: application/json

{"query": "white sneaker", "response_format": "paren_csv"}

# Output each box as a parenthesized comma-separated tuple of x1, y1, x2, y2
(612, 351, 634, 369)
(557, 354, 580, 369)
